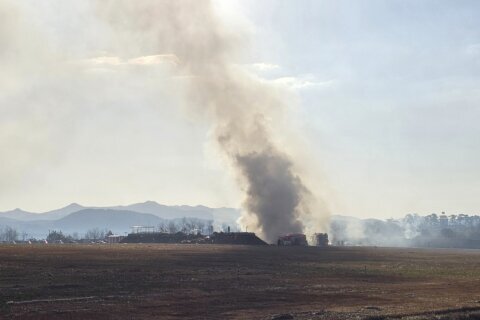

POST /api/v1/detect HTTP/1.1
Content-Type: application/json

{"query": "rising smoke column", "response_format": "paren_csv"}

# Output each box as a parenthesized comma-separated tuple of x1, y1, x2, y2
(99, 0, 326, 243)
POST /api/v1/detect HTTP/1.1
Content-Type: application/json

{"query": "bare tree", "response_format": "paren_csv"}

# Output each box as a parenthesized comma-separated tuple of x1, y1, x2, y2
(157, 221, 168, 233)
(206, 220, 214, 235)
(196, 220, 205, 235)
(185, 218, 196, 234)
(179, 217, 188, 233)
(221, 223, 230, 233)
(168, 221, 178, 234)
(84, 228, 106, 241)
(0, 226, 18, 242)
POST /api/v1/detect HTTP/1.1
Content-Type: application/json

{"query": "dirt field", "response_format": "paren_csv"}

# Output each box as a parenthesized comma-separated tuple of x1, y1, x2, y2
(1, 244, 480, 319)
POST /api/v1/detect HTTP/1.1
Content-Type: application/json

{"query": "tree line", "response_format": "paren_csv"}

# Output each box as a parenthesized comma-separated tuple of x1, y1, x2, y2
(0, 217, 234, 242)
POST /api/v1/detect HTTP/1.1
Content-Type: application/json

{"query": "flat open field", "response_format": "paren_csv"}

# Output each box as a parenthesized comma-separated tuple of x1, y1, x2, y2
(2, 244, 480, 319)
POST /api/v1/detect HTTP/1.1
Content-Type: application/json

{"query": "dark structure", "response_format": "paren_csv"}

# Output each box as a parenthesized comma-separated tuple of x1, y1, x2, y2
(121, 232, 203, 244)
(277, 234, 308, 246)
(314, 233, 329, 247)
(207, 232, 267, 245)
(121, 231, 267, 245)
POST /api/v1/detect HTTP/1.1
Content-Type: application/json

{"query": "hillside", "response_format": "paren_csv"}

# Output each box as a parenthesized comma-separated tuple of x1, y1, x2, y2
(52, 209, 165, 234)
(109, 201, 215, 220)
(0, 208, 39, 221)
(0, 201, 239, 223)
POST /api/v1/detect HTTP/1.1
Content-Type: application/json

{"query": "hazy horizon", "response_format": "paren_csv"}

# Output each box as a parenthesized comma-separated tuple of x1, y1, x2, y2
(1, 1, 480, 221)
(0, 200, 472, 221)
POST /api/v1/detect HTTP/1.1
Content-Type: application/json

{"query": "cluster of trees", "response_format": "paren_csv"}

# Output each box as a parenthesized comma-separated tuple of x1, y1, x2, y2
(84, 228, 111, 240)
(0, 217, 226, 243)
(0, 227, 114, 243)
(0, 226, 30, 242)
(0, 226, 19, 242)
(404, 213, 480, 228)
(401, 213, 480, 246)
(156, 218, 215, 235)
(47, 228, 112, 242)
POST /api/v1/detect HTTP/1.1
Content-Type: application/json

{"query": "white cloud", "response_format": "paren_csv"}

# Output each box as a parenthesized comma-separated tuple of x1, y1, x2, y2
(81, 54, 180, 67)
(272, 76, 335, 90)
(250, 62, 280, 71)
(245, 62, 334, 90)
(127, 54, 179, 66)
(87, 56, 123, 66)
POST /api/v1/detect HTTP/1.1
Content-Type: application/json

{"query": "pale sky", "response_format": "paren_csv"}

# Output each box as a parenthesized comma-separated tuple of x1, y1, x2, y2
(1, 1, 480, 219)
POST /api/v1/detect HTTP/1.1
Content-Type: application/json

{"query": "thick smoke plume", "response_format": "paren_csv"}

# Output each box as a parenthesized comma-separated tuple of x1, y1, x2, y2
(0, 0, 328, 241)
(99, 0, 328, 243)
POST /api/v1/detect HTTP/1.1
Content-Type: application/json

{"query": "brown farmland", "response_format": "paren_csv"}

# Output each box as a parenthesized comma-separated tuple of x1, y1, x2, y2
(1, 244, 480, 319)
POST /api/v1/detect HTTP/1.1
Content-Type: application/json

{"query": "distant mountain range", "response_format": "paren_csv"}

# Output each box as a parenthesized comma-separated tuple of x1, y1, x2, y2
(0, 201, 241, 238)
(0, 203, 86, 221)
(0, 202, 394, 244)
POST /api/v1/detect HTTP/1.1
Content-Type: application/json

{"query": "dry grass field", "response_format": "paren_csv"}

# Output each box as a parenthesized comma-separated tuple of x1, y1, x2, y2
(2, 244, 480, 319)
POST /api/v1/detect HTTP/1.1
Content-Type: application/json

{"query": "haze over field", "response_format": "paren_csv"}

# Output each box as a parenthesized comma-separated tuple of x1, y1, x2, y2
(1, 0, 480, 231)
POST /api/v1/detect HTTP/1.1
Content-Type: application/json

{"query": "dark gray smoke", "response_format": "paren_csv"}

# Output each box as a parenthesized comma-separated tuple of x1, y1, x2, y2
(0, 1, 330, 233)
(97, 0, 330, 243)
(236, 150, 305, 241)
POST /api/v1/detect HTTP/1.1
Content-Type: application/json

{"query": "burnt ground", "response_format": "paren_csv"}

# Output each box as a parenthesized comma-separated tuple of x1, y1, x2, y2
(1, 244, 480, 319)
